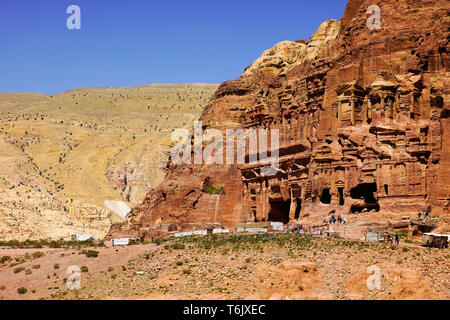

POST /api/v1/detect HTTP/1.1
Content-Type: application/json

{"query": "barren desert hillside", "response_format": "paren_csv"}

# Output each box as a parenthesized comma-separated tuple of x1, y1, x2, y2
(0, 84, 219, 240)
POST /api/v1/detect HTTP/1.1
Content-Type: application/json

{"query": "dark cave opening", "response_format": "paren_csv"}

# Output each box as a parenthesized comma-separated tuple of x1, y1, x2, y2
(338, 187, 345, 205)
(320, 188, 332, 204)
(269, 199, 291, 224)
(349, 183, 380, 213)
(294, 198, 301, 220)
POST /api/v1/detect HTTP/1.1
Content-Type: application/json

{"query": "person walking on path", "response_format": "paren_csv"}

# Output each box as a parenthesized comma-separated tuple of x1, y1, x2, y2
(395, 234, 399, 245)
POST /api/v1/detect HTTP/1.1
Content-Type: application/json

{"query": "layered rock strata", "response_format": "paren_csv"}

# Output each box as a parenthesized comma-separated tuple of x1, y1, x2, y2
(107, 0, 449, 239)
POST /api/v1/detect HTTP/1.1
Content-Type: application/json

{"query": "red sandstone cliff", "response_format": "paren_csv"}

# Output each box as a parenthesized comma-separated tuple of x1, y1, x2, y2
(107, 0, 449, 239)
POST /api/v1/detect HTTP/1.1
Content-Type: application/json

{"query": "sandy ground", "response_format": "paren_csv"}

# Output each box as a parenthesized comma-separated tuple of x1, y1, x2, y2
(0, 243, 155, 299)
(0, 234, 448, 300)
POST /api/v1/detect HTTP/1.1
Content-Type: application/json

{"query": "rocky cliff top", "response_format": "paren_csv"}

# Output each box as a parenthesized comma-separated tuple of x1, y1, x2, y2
(244, 19, 341, 76)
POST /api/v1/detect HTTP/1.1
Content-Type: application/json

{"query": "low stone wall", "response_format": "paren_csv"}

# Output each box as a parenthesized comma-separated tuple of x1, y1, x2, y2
(328, 225, 367, 241)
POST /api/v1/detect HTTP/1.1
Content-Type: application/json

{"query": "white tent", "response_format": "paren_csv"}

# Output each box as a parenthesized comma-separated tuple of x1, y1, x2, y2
(75, 234, 94, 241)
(112, 238, 131, 246)
(423, 233, 450, 241)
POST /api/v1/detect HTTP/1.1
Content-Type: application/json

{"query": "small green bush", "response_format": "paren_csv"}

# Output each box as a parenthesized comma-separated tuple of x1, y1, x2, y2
(183, 268, 192, 275)
(0, 256, 12, 264)
(81, 266, 89, 273)
(203, 186, 224, 195)
(203, 242, 212, 250)
(17, 287, 27, 294)
(32, 252, 44, 259)
(172, 243, 185, 250)
(13, 267, 25, 273)
(85, 250, 99, 258)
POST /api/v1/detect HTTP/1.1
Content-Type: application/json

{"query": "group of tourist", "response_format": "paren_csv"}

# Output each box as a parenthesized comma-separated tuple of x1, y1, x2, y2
(386, 233, 400, 245)
(284, 224, 322, 235)
(417, 210, 430, 220)
(322, 214, 346, 225)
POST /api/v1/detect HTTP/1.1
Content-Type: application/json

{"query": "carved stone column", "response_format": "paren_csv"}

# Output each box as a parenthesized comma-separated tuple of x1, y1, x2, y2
(362, 98, 368, 125)
(350, 99, 355, 125)
(337, 102, 342, 128)
(289, 188, 296, 221)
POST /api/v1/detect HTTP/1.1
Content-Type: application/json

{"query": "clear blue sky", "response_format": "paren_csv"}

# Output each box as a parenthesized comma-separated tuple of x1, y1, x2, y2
(0, 0, 348, 94)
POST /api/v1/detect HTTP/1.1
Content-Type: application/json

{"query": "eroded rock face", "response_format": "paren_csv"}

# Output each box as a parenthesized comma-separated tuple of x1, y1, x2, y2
(107, 0, 449, 239)
(243, 19, 341, 76)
